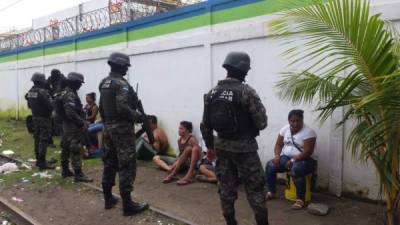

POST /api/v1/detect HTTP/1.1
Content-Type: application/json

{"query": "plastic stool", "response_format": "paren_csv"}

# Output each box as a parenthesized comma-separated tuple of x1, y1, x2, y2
(284, 173, 312, 202)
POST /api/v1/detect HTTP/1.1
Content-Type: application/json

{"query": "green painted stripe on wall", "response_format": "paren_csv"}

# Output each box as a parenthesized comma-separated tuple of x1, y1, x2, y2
(211, 0, 313, 24)
(18, 49, 43, 60)
(0, 54, 17, 63)
(45, 43, 75, 56)
(128, 14, 209, 41)
(77, 32, 125, 50)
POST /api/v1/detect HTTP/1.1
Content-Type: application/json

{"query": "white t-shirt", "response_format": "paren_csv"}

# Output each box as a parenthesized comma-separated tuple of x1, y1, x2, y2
(279, 124, 317, 158)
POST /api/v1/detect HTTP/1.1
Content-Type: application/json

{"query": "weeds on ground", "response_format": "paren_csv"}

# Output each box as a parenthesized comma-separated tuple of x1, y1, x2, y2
(0, 211, 16, 225)
(0, 119, 83, 189)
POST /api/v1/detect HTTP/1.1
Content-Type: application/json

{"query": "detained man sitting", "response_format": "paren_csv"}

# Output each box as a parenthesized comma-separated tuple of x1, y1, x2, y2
(136, 115, 175, 160)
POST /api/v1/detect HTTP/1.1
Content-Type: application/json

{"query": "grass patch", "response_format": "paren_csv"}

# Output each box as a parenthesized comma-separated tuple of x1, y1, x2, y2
(82, 157, 102, 167)
(0, 119, 73, 166)
(0, 119, 87, 189)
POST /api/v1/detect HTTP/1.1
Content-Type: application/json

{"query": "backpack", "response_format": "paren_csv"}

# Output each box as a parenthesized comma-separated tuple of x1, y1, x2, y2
(208, 88, 240, 137)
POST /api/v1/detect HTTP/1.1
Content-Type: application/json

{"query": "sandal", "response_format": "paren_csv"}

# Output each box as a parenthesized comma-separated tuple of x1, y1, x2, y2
(162, 176, 177, 184)
(266, 192, 275, 200)
(177, 179, 193, 186)
(291, 199, 305, 210)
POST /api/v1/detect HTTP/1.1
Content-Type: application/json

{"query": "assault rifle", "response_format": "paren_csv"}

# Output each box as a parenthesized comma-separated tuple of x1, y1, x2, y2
(135, 84, 155, 144)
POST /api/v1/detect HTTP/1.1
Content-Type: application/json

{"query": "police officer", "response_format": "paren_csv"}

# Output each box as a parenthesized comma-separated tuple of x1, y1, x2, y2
(47, 69, 65, 146)
(99, 52, 149, 216)
(60, 72, 93, 182)
(201, 52, 269, 225)
(48, 69, 65, 95)
(48, 69, 66, 138)
(25, 73, 55, 170)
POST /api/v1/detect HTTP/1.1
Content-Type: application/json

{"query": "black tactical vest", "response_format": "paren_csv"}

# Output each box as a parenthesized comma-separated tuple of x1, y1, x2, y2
(208, 82, 258, 140)
(99, 76, 137, 122)
(26, 87, 52, 117)
(100, 78, 118, 120)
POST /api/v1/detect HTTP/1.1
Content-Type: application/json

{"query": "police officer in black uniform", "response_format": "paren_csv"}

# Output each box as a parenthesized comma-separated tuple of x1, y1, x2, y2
(60, 72, 93, 182)
(25, 73, 55, 170)
(99, 52, 149, 216)
(201, 52, 269, 225)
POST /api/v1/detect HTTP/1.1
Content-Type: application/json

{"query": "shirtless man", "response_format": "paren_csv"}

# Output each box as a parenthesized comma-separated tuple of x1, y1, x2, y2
(137, 115, 170, 160)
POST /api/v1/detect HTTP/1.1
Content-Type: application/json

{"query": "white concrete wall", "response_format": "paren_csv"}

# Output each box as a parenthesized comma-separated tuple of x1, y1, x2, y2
(0, 68, 18, 112)
(1, 0, 399, 200)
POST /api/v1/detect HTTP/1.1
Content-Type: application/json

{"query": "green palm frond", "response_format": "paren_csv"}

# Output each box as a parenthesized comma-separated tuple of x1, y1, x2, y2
(270, 0, 400, 221)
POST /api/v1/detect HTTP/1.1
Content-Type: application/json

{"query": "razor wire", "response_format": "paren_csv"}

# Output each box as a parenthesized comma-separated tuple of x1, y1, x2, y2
(0, 2, 171, 51)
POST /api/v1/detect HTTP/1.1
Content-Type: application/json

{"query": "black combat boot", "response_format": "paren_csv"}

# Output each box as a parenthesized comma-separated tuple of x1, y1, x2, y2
(255, 212, 269, 225)
(120, 192, 149, 216)
(223, 213, 237, 225)
(102, 184, 118, 209)
(38, 161, 55, 170)
(61, 162, 74, 178)
(37, 155, 55, 170)
(74, 169, 93, 182)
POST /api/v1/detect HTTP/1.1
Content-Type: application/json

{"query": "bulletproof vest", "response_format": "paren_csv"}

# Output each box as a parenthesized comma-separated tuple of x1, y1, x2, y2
(26, 87, 52, 117)
(100, 76, 137, 122)
(208, 82, 258, 140)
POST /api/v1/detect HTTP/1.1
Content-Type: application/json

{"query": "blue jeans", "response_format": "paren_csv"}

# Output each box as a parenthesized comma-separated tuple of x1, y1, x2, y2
(265, 155, 316, 200)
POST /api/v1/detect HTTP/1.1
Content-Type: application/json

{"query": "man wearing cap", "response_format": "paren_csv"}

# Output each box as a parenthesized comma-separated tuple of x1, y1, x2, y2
(99, 52, 149, 216)
(201, 52, 269, 225)
(25, 72, 55, 170)
(59, 72, 93, 182)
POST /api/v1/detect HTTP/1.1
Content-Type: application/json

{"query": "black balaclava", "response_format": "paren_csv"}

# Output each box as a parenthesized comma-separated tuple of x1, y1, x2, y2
(110, 64, 129, 76)
(226, 65, 247, 82)
(67, 80, 82, 91)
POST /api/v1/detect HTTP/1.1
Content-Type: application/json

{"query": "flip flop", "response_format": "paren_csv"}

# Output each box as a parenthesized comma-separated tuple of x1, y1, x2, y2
(162, 176, 177, 184)
(177, 179, 193, 186)
(291, 199, 305, 210)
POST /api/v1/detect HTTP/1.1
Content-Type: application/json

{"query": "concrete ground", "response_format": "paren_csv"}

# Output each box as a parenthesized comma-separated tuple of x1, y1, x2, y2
(86, 163, 384, 225)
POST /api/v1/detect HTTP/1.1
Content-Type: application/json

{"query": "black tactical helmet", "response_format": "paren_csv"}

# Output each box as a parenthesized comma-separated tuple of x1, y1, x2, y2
(51, 69, 62, 77)
(107, 52, 131, 67)
(31, 72, 46, 83)
(222, 52, 251, 74)
(67, 72, 85, 83)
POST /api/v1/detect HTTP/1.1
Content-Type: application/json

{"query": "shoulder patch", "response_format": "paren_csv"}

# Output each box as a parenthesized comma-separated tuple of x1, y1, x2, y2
(27, 92, 38, 98)
(101, 79, 112, 89)
(121, 85, 129, 92)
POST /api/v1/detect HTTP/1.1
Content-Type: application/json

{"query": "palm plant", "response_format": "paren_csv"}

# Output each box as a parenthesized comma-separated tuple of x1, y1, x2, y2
(269, 0, 400, 224)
